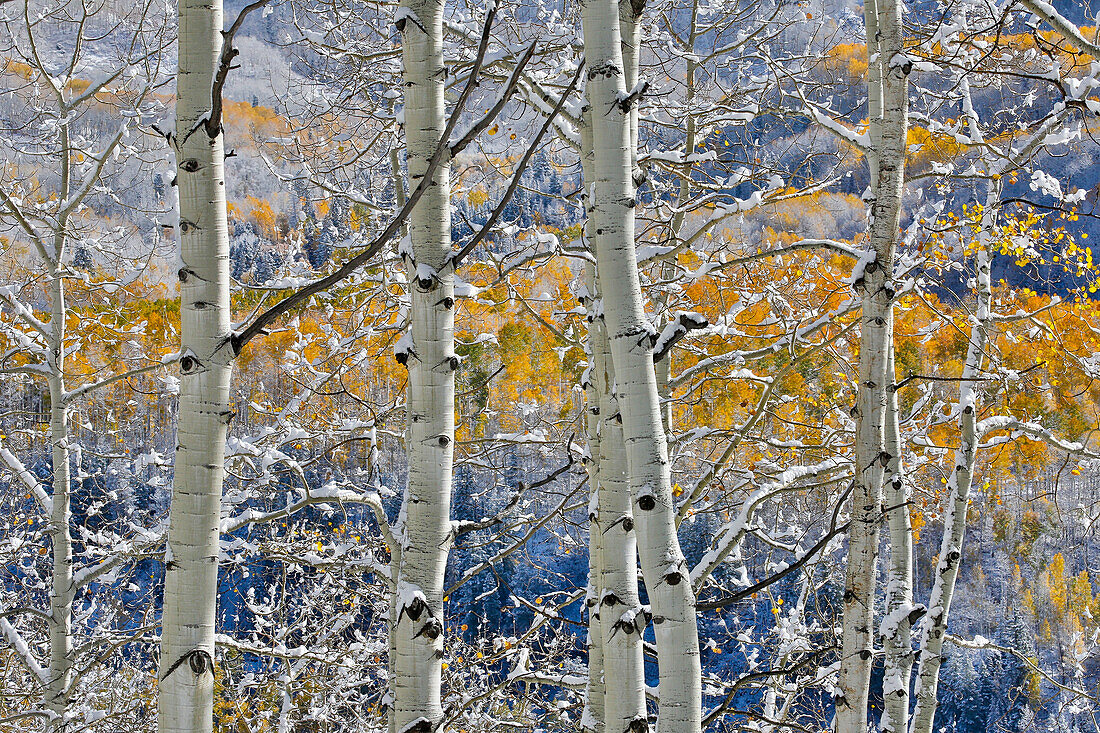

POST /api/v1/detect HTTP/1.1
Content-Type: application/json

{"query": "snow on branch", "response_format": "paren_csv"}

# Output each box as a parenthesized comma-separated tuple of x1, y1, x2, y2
(0, 617, 48, 686)
(0, 445, 52, 514)
(652, 311, 708, 363)
(689, 458, 848, 591)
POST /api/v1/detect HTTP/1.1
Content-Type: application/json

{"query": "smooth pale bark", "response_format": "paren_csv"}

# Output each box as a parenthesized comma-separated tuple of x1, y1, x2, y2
(835, 0, 908, 728)
(392, 1, 455, 730)
(594, 343, 648, 732)
(585, 258, 647, 731)
(581, 117, 606, 733)
(158, 0, 234, 728)
(46, 291, 72, 733)
(619, 0, 645, 185)
(44, 127, 74, 733)
(580, 0, 702, 729)
(584, 475, 606, 733)
(879, 347, 914, 733)
(909, 183, 997, 733)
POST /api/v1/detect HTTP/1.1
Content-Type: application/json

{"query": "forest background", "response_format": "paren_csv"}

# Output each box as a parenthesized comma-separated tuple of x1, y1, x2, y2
(4, 0, 1100, 731)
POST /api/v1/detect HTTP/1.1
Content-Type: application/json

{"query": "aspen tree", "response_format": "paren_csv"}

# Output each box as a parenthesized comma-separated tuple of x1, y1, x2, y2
(580, 0, 701, 728)
(157, 0, 238, 727)
(835, 0, 908, 727)
(581, 113, 606, 732)
(0, 4, 171, 729)
(390, 1, 455, 730)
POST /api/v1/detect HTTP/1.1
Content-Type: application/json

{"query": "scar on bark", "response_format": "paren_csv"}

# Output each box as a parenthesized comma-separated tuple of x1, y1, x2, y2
(160, 648, 213, 681)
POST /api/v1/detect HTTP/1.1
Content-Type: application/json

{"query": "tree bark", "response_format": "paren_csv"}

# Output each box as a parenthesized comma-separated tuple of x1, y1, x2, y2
(580, 0, 702, 729)
(158, 0, 235, 727)
(835, 0, 908, 728)
(879, 347, 914, 733)
(909, 181, 997, 733)
(581, 114, 606, 732)
(391, 0, 455, 730)
(594, 333, 649, 733)
(45, 248, 72, 733)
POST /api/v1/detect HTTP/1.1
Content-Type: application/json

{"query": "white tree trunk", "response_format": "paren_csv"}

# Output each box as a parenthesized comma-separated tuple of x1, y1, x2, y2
(879, 347, 914, 733)
(835, 0, 908, 728)
(909, 183, 997, 733)
(619, 0, 645, 186)
(594, 342, 649, 732)
(581, 115, 606, 733)
(392, 0, 454, 730)
(580, 0, 702, 729)
(158, 0, 235, 727)
(46, 258, 72, 733)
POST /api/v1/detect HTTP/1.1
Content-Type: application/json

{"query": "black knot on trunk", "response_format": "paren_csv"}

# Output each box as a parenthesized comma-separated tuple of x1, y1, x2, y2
(179, 158, 201, 172)
(437, 296, 455, 310)
(437, 435, 451, 448)
(406, 597, 427, 622)
(622, 517, 634, 532)
(180, 355, 201, 374)
(638, 495, 656, 511)
(415, 618, 443, 640)
(664, 570, 683, 586)
(187, 649, 212, 675)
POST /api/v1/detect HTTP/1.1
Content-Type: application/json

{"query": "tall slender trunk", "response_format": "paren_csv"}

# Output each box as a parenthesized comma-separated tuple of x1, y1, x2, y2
(158, 0, 234, 727)
(392, 0, 454, 729)
(46, 269, 72, 733)
(909, 183, 997, 733)
(581, 89, 646, 733)
(580, 0, 701, 729)
(584, 486, 606, 733)
(619, 0, 644, 187)
(594, 337, 648, 732)
(880, 347, 914, 733)
(835, 0, 908, 728)
(582, 119, 606, 733)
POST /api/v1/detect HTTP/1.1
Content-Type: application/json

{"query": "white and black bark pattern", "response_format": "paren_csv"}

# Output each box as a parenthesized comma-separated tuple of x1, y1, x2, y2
(879, 348, 915, 733)
(594, 350, 649, 733)
(619, 0, 645, 187)
(392, 0, 455, 730)
(46, 268, 72, 733)
(582, 134, 606, 731)
(584, 482, 607, 733)
(909, 184, 997, 733)
(158, 0, 235, 727)
(835, 0, 908, 728)
(587, 285, 648, 731)
(580, 0, 702, 729)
